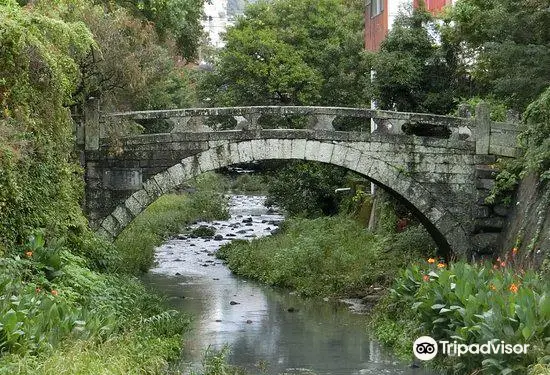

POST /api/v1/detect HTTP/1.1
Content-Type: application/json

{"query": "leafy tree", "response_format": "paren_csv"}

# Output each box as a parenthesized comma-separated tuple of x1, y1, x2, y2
(372, 4, 469, 114)
(93, 0, 204, 60)
(266, 162, 349, 217)
(200, 0, 370, 107)
(35, 0, 201, 113)
(450, 0, 550, 111)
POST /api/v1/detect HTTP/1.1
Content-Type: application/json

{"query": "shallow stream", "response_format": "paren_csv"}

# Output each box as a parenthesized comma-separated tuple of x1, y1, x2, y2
(141, 195, 434, 375)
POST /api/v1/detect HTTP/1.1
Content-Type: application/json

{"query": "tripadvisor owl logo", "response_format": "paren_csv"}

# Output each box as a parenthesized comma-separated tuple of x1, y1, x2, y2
(413, 336, 530, 361)
(413, 336, 438, 361)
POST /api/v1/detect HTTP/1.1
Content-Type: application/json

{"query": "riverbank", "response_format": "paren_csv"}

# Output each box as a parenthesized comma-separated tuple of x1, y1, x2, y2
(218, 215, 550, 375)
(216, 216, 432, 298)
(0, 181, 230, 374)
(370, 260, 550, 375)
(0, 238, 190, 374)
(141, 194, 427, 375)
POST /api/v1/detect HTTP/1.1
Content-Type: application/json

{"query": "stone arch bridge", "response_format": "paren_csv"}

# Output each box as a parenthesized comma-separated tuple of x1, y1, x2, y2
(78, 104, 519, 257)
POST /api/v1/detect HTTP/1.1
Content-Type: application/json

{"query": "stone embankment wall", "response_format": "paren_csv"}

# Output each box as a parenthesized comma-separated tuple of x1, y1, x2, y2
(498, 174, 550, 269)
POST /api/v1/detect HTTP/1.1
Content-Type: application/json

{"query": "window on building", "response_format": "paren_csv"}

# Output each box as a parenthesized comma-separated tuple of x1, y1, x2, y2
(369, 0, 383, 17)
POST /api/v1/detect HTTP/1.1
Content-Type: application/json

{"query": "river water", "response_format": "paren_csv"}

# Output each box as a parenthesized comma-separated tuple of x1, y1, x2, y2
(141, 195, 434, 375)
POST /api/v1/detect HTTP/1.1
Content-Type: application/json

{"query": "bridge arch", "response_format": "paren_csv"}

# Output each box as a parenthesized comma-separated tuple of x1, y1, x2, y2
(96, 138, 472, 257)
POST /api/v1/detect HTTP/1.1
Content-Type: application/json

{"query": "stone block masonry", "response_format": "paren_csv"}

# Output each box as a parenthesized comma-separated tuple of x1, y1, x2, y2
(81, 105, 519, 258)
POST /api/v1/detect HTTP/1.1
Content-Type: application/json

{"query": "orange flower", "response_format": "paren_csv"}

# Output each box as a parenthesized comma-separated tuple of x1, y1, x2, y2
(509, 283, 518, 293)
(51, 290, 58, 296)
(437, 263, 446, 269)
(512, 247, 518, 255)
(423, 275, 430, 282)
(489, 284, 496, 291)
(25, 251, 33, 258)
(427, 258, 436, 264)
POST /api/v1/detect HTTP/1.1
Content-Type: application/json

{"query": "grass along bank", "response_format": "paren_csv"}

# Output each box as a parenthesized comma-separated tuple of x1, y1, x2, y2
(0, 232, 190, 375)
(217, 215, 433, 297)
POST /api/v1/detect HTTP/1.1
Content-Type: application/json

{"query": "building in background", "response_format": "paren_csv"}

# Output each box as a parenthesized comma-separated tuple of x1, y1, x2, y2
(202, 0, 258, 49)
(364, 0, 455, 51)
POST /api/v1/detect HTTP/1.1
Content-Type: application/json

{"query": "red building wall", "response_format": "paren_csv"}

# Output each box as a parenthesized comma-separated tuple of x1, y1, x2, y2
(364, 0, 388, 51)
(365, 0, 453, 51)
(413, 0, 452, 13)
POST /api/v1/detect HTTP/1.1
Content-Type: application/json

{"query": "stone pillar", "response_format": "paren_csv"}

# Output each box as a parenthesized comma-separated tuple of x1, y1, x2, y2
(242, 113, 262, 130)
(475, 102, 491, 155)
(84, 99, 100, 151)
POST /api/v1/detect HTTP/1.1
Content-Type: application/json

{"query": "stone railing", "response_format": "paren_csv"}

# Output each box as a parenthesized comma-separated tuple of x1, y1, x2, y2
(101, 105, 473, 136)
(79, 103, 520, 157)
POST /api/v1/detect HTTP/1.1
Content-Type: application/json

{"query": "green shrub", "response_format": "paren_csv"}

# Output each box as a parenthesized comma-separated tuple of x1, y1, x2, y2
(266, 161, 350, 217)
(191, 346, 247, 375)
(191, 226, 216, 238)
(230, 173, 268, 193)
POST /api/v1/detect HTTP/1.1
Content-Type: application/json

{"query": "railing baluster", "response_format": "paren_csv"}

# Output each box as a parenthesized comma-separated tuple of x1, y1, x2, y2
(312, 114, 336, 130)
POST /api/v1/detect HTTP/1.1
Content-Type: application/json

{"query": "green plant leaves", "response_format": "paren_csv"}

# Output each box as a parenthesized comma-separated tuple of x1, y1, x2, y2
(384, 260, 549, 373)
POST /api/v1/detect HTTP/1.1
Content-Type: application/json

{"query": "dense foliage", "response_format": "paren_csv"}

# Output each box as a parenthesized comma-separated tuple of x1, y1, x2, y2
(0, 1, 92, 249)
(373, 260, 550, 374)
(266, 161, 350, 217)
(0, 232, 190, 374)
(0, 1, 207, 373)
(107, 0, 204, 60)
(199, 0, 369, 107)
(372, 5, 468, 114)
(371, 0, 550, 114)
(51, 0, 202, 113)
(521, 88, 550, 181)
(450, 0, 550, 112)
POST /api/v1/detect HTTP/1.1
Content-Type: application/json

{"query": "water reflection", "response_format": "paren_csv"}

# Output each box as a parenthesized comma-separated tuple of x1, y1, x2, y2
(141, 195, 435, 375)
